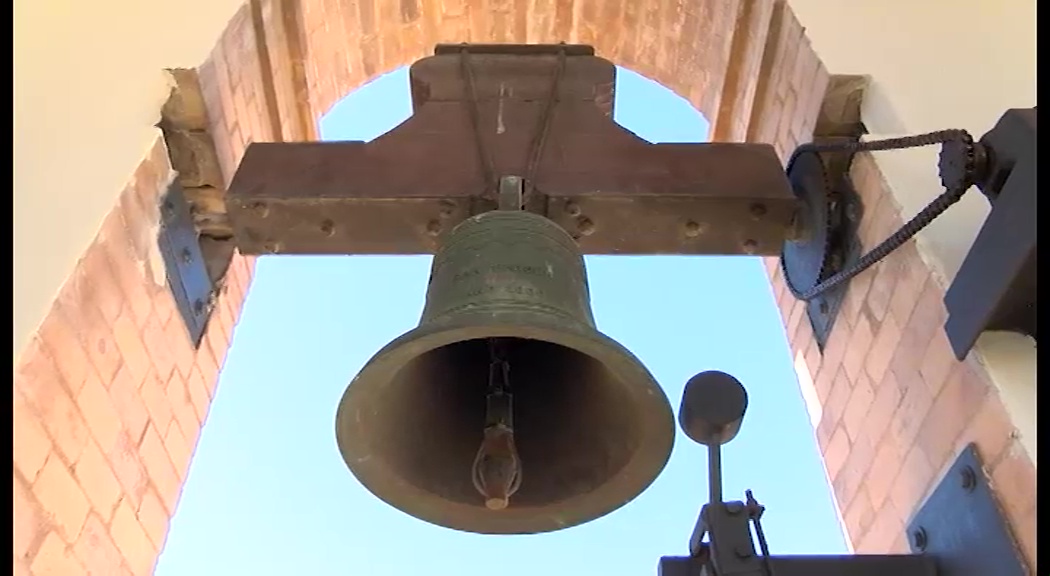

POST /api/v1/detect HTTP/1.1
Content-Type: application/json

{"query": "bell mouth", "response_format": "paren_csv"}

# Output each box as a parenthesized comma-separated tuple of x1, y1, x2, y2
(335, 316, 675, 535)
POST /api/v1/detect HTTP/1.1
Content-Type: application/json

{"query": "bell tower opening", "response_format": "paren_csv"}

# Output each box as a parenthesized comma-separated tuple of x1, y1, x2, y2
(155, 62, 849, 574)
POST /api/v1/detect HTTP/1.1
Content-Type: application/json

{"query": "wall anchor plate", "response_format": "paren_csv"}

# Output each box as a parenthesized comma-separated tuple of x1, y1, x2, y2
(908, 443, 1030, 576)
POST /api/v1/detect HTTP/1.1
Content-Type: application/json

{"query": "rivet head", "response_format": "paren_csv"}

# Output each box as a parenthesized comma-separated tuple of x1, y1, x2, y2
(320, 219, 335, 237)
(577, 217, 596, 236)
(251, 201, 270, 218)
(262, 241, 283, 254)
(960, 465, 977, 492)
(750, 203, 767, 218)
(426, 220, 442, 236)
(742, 239, 758, 254)
(683, 220, 704, 238)
(911, 527, 928, 552)
(438, 200, 456, 218)
(565, 201, 582, 217)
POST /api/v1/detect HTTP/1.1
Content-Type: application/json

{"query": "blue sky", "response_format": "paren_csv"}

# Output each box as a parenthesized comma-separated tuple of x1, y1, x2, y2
(155, 66, 847, 576)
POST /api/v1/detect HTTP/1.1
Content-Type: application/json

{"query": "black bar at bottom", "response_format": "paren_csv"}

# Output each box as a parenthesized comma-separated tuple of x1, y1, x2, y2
(658, 554, 938, 576)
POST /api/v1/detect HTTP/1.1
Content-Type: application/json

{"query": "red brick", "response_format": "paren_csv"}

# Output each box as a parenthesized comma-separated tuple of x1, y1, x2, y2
(855, 502, 905, 554)
(888, 443, 934, 522)
(140, 312, 176, 384)
(33, 455, 91, 541)
(1013, 503, 1037, 571)
(138, 370, 175, 434)
(841, 372, 874, 444)
(916, 362, 988, 471)
(109, 499, 157, 576)
(196, 343, 221, 398)
(841, 313, 873, 383)
(820, 367, 852, 434)
(30, 532, 87, 576)
(186, 365, 213, 422)
(103, 432, 149, 509)
(164, 420, 195, 482)
(862, 370, 902, 447)
(832, 431, 875, 513)
(204, 323, 231, 372)
(164, 314, 197, 380)
(822, 424, 851, 481)
(864, 261, 897, 326)
(97, 210, 155, 327)
(840, 266, 875, 329)
(72, 515, 132, 576)
(36, 310, 93, 395)
(865, 435, 902, 511)
(75, 371, 124, 451)
(15, 390, 53, 482)
(887, 377, 933, 455)
(961, 393, 1014, 466)
(109, 367, 151, 443)
(136, 488, 170, 551)
(918, 330, 956, 396)
(17, 357, 91, 466)
(111, 315, 152, 388)
(80, 244, 126, 327)
(989, 444, 1036, 527)
(137, 425, 182, 514)
(864, 313, 900, 385)
(14, 473, 47, 563)
(885, 244, 930, 327)
(73, 441, 122, 523)
(842, 485, 875, 545)
(53, 296, 123, 385)
(167, 372, 202, 447)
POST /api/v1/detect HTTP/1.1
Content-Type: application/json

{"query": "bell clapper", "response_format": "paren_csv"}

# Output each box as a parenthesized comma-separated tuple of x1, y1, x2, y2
(471, 338, 524, 510)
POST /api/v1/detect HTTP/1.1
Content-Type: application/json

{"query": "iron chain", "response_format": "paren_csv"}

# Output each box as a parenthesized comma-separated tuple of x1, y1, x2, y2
(784, 129, 976, 301)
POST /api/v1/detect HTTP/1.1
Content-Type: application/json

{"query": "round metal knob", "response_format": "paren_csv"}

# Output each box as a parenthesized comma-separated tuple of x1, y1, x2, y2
(678, 370, 749, 446)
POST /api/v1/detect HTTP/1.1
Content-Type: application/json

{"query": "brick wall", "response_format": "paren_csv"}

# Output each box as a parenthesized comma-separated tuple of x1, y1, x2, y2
(13, 0, 1035, 574)
(13, 138, 253, 576)
(764, 151, 1036, 566)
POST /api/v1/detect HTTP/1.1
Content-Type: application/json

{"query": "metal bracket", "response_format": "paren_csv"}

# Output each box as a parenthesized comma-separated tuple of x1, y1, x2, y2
(158, 182, 217, 347)
(907, 443, 1030, 576)
(943, 107, 1037, 359)
(809, 146, 864, 349)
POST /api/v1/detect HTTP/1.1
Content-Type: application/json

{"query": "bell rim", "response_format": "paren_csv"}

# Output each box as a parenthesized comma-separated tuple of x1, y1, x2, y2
(334, 316, 676, 535)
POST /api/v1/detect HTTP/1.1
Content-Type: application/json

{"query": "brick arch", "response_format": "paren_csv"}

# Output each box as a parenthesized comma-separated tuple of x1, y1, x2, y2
(197, 0, 826, 181)
(13, 0, 1035, 574)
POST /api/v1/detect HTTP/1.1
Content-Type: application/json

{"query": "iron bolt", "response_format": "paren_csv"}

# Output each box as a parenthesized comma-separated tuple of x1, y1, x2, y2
(725, 502, 745, 515)
(565, 201, 582, 217)
(180, 248, 192, 264)
(683, 220, 704, 238)
(742, 239, 758, 254)
(734, 545, 753, 559)
(426, 220, 443, 237)
(251, 201, 270, 217)
(750, 203, 767, 218)
(960, 465, 977, 492)
(320, 219, 335, 237)
(577, 217, 596, 236)
(193, 299, 205, 315)
(911, 527, 928, 552)
(438, 200, 456, 218)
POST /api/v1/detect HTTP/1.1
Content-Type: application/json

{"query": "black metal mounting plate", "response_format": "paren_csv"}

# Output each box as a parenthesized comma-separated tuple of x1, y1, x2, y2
(907, 443, 1029, 576)
(807, 147, 863, 350)
(158, 182, 216, 348)
(943, 107, 1037, 360)
(781, 143, 864, 350)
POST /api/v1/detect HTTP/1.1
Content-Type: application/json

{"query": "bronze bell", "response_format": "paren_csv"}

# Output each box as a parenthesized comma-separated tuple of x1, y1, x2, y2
(334, 209, 675, 534)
